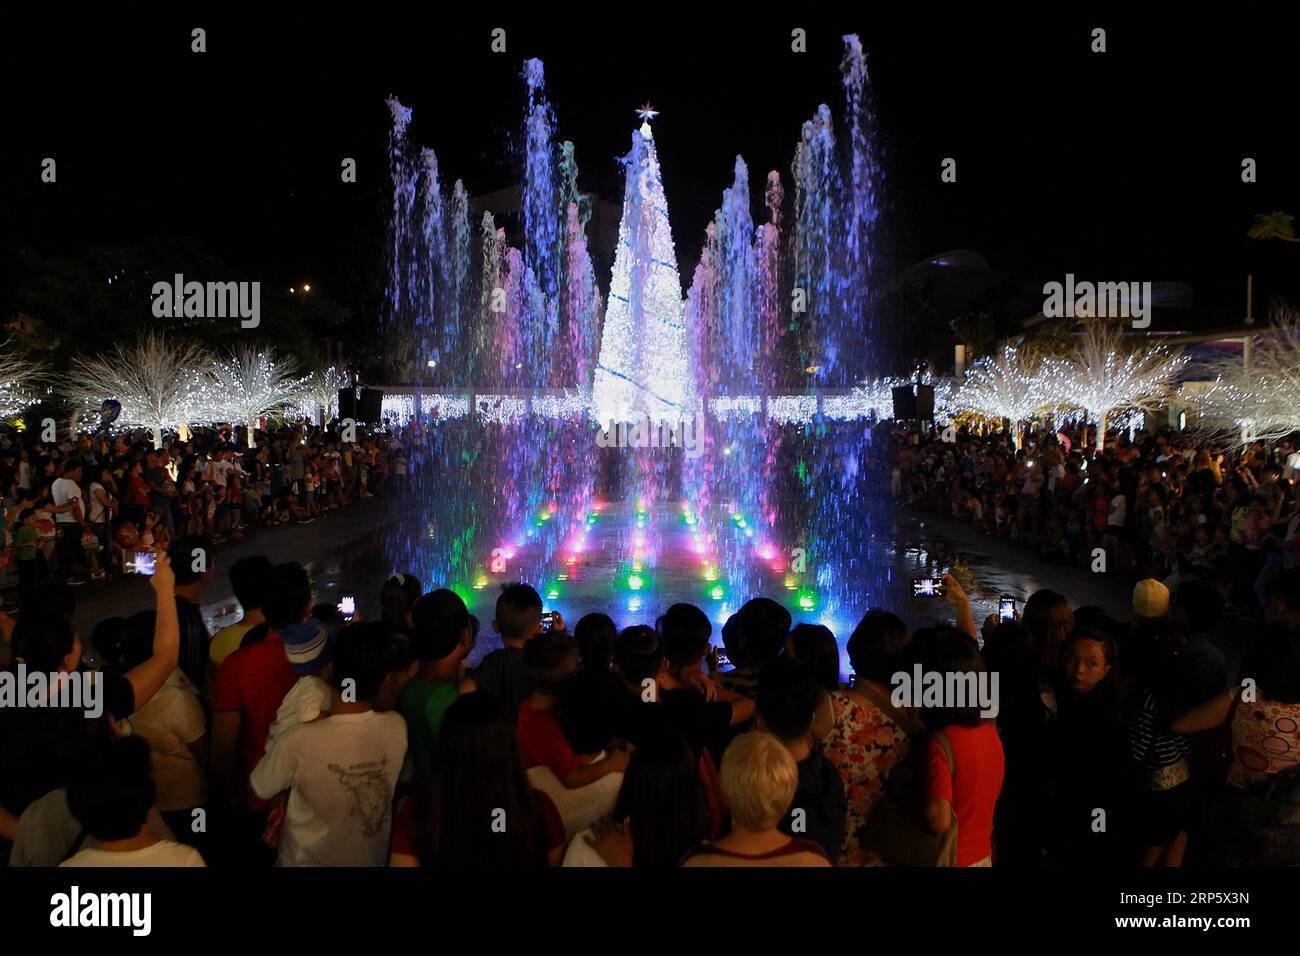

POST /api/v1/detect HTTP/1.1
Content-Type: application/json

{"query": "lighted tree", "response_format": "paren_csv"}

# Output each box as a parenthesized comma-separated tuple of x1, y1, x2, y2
(955, 343, 1045, 449)
(1199, 306, 1300, 443)
(202, 346, 305, 447)
(65, 331, 211, 449)
(1041, 318, 1185, 451)
(591, 112, 693, 423)
(0, 338, 48, 419)
(299, 365, 348, 424)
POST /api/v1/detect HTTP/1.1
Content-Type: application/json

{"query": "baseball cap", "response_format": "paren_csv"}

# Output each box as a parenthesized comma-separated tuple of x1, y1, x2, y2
(283, 618, 336, 676)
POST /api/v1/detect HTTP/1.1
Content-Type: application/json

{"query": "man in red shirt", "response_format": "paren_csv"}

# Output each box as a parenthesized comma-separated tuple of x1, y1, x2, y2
(211, 561, 311, 862)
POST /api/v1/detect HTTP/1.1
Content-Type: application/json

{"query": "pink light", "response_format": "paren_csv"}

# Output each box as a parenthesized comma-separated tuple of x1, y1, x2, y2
(759, 544, 776, 561)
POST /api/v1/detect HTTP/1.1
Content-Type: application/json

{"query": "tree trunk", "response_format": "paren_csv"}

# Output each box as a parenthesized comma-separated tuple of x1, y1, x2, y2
(1094, 410, 1107, 452)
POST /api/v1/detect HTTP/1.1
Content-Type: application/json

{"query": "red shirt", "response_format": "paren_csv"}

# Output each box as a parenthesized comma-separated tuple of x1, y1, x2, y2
(212, 630, 298, 809)
(924, 722, 1005, 867)
(516, 699, 578, 781)
(127, 473, 151, 508)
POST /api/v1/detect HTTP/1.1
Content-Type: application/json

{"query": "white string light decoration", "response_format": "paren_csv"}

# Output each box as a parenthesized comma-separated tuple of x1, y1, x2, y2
(65, 331, 213, 449)
(1039, 318, 1185, 451)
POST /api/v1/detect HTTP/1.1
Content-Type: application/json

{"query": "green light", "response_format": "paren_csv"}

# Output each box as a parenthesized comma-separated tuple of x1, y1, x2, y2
(797, 590, 816, 611)
(547, 587, 560, 601)
(710, 584, 725, 601)
(628, 574, 644, 591)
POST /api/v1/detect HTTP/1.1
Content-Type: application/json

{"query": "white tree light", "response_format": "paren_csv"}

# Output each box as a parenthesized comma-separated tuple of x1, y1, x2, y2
(65, 332, 212, 449)
(201, 346, 305, 447)
(591, 119, 695, 424)
(0, 339, 47, 419)
(955, 343, 1045, 448)
(1041, 318, 1185, 451)
(1199, 306, 1300, 444)
(299, 365, 348, 424)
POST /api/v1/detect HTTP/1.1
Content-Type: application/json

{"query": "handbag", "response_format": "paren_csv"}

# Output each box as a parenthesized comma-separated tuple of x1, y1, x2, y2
(855, 681, 959, 867)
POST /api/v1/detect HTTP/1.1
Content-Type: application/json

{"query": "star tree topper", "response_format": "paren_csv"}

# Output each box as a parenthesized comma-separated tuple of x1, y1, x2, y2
(635, 103, 659, 122)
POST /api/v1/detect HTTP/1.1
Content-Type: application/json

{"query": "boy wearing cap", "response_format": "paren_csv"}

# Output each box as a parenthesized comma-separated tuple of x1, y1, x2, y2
(266, 619, 336, 751)
(397, 589, 477, 786)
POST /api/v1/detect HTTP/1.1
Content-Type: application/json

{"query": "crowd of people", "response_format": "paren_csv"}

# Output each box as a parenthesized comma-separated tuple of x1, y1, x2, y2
(0, 418, 430, 605)
(893, 423, 1300, 614)
(1, 514, 1295, 867)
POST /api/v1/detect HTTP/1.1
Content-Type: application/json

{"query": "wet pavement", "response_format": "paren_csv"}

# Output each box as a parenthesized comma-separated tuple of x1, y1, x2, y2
(44, 492, 1245, 675)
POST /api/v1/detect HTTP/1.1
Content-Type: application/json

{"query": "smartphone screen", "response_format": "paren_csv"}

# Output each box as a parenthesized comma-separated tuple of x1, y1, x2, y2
(911, 577, 947, 598)
(338, 594, 356, 621)
(540, 612, 555, 632)
(124, 551, 156, 576)
(999, 595, 1017, 622)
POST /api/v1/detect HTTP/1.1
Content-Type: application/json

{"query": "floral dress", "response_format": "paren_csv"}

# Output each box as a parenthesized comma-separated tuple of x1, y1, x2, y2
(824, 689, 911, 866)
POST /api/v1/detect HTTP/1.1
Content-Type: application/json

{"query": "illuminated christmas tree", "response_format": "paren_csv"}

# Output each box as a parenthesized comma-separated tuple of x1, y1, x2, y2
(592, 107, 695, 424)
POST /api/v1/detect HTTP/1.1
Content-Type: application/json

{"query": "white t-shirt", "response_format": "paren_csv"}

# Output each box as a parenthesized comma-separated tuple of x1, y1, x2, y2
(561, 827, 608, 867)
(1285, 451, 1300, 482)
(1108, 494, 1127, 527)
(61, 840, 206, 867)
(266, 675, 333, 751)
(87, 482, 108, 524)
(126, 669, 207, 811)
(51, 477, 83, 524)
(249, 710, 407, 867)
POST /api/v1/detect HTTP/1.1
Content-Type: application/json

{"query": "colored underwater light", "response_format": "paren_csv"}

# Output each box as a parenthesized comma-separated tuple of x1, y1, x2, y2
(473, 574, 489, 590)
(710, 584, 725, 601)
(627, 574, 644, 591)
(797, 590, 817, 611)
(547, 586, 561, 601)
(628, 596, 642, 612)
(703, 565, 717, 582)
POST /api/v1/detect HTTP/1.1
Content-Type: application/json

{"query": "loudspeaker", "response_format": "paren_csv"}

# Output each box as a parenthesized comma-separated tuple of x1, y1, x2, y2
(357, 388, 383, 423)
(915, 384, 935, 421)
(337, 388, 356, 420)
(891, 385, 917, 421)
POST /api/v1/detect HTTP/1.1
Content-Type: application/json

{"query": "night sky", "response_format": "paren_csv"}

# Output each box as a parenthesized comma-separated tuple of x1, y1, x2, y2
(3, 9, 1297, 321)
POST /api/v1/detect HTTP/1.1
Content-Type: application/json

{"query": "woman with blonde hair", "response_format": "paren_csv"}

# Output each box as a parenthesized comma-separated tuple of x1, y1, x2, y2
(679, 731, 831, 867)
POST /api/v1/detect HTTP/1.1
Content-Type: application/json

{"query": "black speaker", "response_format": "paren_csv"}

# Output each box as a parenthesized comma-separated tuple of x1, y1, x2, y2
(891, 385, 917, 420)
(357, 388, 383, 423)
(915, 384, 935, 421)
(337, 388, 356, 420)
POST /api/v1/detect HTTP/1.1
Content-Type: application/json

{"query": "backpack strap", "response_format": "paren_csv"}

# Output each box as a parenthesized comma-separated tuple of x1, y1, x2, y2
(854, 679, 924, 738)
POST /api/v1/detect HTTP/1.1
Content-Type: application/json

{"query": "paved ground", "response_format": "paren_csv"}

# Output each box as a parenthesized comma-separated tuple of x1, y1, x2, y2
(36, 496, 405, 640)
(17, 487, 1243, 676)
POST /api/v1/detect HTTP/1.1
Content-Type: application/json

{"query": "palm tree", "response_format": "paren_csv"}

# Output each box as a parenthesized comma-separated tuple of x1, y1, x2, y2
(1248, 211, 1299, 242)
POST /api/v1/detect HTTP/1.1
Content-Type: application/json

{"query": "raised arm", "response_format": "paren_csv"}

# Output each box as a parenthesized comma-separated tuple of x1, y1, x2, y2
(122, 551, 179, 712)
